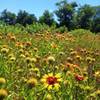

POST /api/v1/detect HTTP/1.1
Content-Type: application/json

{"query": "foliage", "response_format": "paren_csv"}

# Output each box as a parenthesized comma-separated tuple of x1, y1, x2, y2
(92, 6, 100, 33)
(76, 5, 95, 30)
(26, 23, 50, 34)
(69, 29, 93, 36)
(94, 6, 100, 18)
(0, 27, 100, 99)
(0, 1, 99, 33)
(55, 0, 77, 30)
(0, 9, 16, 25)
(16, 10, 37, 26)
(92, 17, 100, 33)
(55, 25, 68, 33)
(39, 10, 56, 26)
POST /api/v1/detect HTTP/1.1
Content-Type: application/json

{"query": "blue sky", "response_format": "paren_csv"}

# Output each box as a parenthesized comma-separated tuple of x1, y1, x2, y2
(0, 0, 100, 18)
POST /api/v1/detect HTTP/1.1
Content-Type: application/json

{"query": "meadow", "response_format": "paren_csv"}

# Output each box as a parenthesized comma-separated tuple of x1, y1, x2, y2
(0, 26, 100, 100)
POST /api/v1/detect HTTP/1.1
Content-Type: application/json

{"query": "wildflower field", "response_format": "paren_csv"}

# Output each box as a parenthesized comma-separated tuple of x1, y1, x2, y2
(0, 28, 100, 100)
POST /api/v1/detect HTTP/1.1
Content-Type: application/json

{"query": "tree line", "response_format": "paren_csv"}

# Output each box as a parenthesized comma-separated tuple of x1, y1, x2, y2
(0, 0, 100, 33)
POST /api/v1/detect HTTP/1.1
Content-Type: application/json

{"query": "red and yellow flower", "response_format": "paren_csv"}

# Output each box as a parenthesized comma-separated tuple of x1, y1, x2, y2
(41, 73, 62, 91)
(74, 74, 84, 81)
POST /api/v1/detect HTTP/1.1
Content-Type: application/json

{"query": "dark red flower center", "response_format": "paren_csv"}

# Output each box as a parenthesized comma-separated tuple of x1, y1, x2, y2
(47, 77, 57, 85)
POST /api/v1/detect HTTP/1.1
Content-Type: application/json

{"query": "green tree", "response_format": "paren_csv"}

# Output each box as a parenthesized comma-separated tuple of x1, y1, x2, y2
(0, 9, 16, 25)
(39, 10, 56, 26)
(76, 4, 95, 29)
(94, 6, 100, 18)
(16, 10, 37, 26)
(92, 17, 100, 33)
(92, 6, 100, 33)
(55, 0, 77, 30)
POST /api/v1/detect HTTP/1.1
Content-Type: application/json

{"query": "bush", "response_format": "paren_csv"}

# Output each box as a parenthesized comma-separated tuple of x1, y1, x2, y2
(69, 29, 94, 36)
(26, 23, 50, 34)
(55, 26, 68, 33)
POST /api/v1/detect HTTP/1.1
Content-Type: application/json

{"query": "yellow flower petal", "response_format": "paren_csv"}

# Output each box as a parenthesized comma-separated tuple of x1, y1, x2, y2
(55, 73, 61, 78)
(41, 79, 46, 83)
(48, 73, 53, 77)
(57, 78, 62, 82)
(43, 74, 48, 79)
(54, 83, 60, 90)
(48, 85, 52, 90)
(44, 83, 48, 88)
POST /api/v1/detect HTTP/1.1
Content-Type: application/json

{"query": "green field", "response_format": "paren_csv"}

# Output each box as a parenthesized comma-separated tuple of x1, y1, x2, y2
(0, 28, 100, 100)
